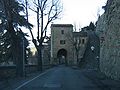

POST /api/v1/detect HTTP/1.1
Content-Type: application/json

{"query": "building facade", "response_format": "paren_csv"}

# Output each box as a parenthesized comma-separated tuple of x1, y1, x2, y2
(51, 24, 88, 65)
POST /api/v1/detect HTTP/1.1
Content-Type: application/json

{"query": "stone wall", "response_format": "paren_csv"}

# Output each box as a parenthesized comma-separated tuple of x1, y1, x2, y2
(0, 65, 51, 79)
(96, 0, 120, 80)
(0, 65, 38, 79)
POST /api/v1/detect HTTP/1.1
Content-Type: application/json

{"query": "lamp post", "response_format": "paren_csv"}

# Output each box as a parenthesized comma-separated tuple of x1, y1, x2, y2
(22, 37, 25, 76)
(91, 46, 95, 52)
(0, 19, 2, 24)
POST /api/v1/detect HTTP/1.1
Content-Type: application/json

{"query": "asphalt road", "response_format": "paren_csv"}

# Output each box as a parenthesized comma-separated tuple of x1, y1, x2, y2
(15, 65, 102, 90)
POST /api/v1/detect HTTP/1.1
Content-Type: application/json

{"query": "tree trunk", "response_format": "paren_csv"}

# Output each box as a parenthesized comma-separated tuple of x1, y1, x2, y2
(16, 38, 24, 77)
(37, 45, 43, 71)
(76, 53, 79, 63)
(76, 50, 79, 66)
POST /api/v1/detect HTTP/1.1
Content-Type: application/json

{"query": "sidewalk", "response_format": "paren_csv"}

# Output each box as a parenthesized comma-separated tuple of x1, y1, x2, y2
(82, 69, 120, 90)
(0, 65, 53, 90)
(71, 66, 120, 90)
(0, 71, 42, 90)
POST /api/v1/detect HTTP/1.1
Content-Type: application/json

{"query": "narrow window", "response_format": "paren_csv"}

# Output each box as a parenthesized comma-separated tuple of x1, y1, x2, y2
(61, 30, 64, 34)
(82, 39, 85, 44)
(79, 39, 81, 44)
(60, 40, 65, 44)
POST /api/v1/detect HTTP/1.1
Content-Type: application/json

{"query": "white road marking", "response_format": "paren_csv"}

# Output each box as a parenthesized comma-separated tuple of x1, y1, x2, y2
(14, 68, 53, 90)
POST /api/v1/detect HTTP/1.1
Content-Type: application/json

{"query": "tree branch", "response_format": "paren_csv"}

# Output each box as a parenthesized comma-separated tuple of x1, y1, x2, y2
(42, 0, 48, 10)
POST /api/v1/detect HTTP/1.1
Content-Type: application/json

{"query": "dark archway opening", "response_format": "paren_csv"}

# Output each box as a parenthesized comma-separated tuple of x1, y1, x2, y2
(57, 49, 67, 65)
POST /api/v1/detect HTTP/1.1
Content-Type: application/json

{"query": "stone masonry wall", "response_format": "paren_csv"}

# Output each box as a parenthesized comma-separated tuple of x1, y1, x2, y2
(96, 0, 120, 80)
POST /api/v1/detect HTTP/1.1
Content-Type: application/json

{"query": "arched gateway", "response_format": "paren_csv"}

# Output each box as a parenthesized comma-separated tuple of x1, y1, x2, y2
(57, 49, 67, 65)
(50, 24, 88, 65)
(50, 24, 74, 65)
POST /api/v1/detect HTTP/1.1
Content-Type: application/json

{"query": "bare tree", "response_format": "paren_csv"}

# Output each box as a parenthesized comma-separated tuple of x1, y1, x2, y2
(66, 25, 81, 64)
(26, 0, 62, 71)
(73, 34, 81, 64)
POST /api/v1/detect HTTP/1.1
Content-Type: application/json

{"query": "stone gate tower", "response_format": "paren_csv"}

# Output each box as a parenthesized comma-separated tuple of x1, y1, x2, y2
(51, 24, 74, 65)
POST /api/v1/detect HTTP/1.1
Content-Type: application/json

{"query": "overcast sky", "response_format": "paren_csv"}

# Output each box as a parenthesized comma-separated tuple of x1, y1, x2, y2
(54, 0, 107, 28)
(28, 0, 107, 47)
(28, 0, 107, 31)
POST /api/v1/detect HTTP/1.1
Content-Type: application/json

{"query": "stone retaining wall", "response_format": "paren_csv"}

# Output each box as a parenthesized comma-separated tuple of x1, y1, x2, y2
(0, 65, 51, 79)
(96, 0, 120, 80)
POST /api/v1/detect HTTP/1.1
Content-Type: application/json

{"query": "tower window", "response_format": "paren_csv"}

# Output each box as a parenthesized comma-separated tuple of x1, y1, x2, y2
(60, 40, 65, 44)
(61, 30, 64, 34)
(82, 39, 85, 44)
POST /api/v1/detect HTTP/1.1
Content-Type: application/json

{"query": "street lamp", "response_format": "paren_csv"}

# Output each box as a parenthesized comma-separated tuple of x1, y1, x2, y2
(22, 37, 25, 76)
(0, 19, 2, 24)
(91, 46, 95, 52)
